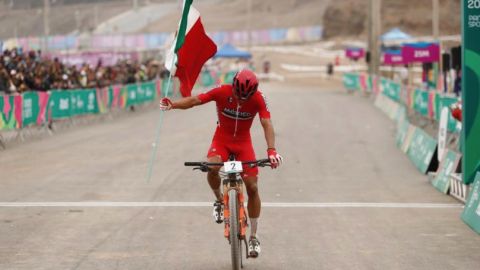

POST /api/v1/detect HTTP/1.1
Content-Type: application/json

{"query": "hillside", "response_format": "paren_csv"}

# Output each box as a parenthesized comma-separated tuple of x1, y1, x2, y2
(323, 0, 461, 39)
(142, 0, 330, 33)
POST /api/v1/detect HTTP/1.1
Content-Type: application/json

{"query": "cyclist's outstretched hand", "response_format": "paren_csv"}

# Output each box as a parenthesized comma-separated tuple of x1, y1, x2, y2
(159, 97, 173, 111)
(267, 148, 283, 169)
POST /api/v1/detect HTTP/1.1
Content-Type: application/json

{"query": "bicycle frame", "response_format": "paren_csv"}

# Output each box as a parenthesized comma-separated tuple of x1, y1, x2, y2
(221, 171, 248, 241)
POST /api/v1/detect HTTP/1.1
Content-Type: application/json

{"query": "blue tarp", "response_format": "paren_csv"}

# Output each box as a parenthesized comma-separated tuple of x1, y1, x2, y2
(214, 44, 252, 59)
(403, 42, 437, 48)
(381, 28, 412, 41)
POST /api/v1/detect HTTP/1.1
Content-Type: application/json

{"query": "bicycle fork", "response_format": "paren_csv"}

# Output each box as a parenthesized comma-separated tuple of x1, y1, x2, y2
(223, 185, 248, 240)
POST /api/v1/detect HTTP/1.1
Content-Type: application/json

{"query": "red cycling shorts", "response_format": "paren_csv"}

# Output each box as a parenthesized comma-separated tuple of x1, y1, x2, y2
(207, 138, 258, 178)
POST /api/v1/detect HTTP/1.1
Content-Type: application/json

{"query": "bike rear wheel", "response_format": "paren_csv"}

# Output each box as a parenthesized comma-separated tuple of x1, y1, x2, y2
(229, 189, 241, 270)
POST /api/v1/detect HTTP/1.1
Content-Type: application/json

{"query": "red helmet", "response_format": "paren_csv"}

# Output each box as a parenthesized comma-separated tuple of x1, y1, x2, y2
(232, 69, 258, 100)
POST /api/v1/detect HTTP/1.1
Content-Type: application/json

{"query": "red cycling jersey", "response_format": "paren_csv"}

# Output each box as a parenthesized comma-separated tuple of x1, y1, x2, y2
(197, 84, 270, 141)
(197, 84, 271, 178)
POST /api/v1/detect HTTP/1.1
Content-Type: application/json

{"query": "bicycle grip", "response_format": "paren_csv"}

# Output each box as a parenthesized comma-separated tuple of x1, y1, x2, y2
(184, 162, 202, 166)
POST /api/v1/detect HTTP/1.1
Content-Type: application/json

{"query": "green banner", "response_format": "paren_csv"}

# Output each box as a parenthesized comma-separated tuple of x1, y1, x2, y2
(396, 118, 410, 148)
(343, 73, 360, 91)
(223, 71, 236, 84)
(407, 127, 438, 174)
(125, 82, 157, 106)
(462, 172, 480, 234)
(201, 71, 216, 87)
(22, 92, 40, 127)
(462, 0, 480, 184)
(413, 89, 429, 117)
(431, 150, 461, 194)
(70, 89, 98, 116)
(381, 79, 401, 102)
(435, 95, 460, 133)
(49, 91, 72, 119)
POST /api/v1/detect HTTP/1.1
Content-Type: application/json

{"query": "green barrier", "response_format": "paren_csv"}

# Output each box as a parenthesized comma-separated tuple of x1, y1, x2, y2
(431, 150, 461, 194)
(407, 127, 438, 174)
(343, 73, 359, 91)
(70, 89, 98, 116)
(201, 71, 216, 87)
(125, 82, 157, 106)
(396, 118, 410, 148)
(395, 105, 407, 124)
(224, 71, 236, 84)
(435, 95, 459, 133)
(49, 90, 72, 119)
(22, 92, 40, 127)
(413, 89, 429, 117)
(382, 79, 401, 102)
(0, 95, 18, 130)
(1, 80, 160, 130)
(462, 172, 480, 234)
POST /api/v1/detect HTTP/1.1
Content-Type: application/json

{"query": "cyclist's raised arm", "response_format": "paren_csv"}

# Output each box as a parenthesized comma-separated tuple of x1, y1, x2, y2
(171, 96, 202, 110)
(160, 96, 201, 110)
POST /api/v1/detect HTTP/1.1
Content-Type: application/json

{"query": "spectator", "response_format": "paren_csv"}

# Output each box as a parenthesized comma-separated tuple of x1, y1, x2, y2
(454, 70, 462, 97)
(326, 62, 334, 80)
(0, 47, 163, 93)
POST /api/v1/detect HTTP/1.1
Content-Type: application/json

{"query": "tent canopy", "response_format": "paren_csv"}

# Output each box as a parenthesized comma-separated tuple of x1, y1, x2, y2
(214, 44, 252, 59)
(381, 28, 412, 41)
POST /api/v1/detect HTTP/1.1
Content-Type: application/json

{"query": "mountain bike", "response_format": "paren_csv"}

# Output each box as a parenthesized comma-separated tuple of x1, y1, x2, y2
(184, 157, 270, 270)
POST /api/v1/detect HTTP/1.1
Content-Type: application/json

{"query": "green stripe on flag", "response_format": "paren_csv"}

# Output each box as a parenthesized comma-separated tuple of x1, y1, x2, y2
(174, 0, 193, 53)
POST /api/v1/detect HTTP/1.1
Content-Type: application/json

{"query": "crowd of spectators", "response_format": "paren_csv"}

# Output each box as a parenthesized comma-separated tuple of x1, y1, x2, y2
(0, 47, 163, 94)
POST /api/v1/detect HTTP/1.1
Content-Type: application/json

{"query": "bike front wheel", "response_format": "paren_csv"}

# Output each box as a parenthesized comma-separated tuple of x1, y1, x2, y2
(229, 189, 242, 270)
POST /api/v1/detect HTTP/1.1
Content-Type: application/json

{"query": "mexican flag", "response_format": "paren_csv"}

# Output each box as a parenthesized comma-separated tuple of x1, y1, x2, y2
(165, 0, 217, 97)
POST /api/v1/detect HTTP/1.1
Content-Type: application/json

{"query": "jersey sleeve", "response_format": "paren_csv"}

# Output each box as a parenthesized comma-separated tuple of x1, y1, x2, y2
(197, 86, 222, 104)
(257, 91, 271, 119)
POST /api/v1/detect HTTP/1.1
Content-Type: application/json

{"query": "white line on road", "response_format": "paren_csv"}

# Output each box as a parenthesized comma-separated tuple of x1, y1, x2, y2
(0, 202, 463, 209)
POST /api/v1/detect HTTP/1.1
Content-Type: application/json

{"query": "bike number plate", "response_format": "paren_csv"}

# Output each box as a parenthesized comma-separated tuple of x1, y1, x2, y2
(223, 161, 243, 173)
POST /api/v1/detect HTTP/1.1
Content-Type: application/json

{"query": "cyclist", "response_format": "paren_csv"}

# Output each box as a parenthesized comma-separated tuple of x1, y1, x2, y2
(160, 69, 283, 258)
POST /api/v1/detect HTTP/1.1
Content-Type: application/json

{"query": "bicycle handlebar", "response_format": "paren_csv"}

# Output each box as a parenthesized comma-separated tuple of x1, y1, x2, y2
(184, 159, 271, 172)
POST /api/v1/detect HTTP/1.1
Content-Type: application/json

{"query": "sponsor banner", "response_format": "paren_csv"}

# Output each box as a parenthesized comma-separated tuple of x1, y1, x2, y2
(462, 172, 480, 234)
(382, 80, 402, 102)
(70, 89, 98, 116)
(49, 91, 72, 119)
(51, 51, 140, 68)
(432, 150, 461, 194)
(343, 73, 360, 91)
(396, 116, 410, 148)
(436, 95, 460, 133)
(382, 50, 405, 65)
(401, 42, 440, 64)
(413, 89, 429, 117)
(462, 0, 480, 185)
(4, 26, 322, 51)
(201, 71, 216, 87)
(438, 107, 450, 161)
(22, 92, 40, 127)
(401, 124, 417, 153)
(0, 81, 159, 130)
(125, 81, 156, 106)
(345, 47, 365, 60)
(407, 127, 438, 174)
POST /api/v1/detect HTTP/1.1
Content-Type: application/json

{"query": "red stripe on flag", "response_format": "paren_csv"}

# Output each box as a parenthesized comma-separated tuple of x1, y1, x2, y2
(175, 18, 217, 97)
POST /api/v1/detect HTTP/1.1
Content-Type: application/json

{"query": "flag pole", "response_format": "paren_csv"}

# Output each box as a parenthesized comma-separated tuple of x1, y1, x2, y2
(146, 0, 189, 182)
(146, 54, 176, 182)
